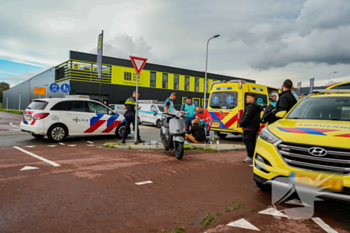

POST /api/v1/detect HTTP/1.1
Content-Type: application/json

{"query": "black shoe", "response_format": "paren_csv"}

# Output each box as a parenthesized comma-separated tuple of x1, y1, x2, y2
(137, 139, 145, 143)
(121, 139, 126, 144)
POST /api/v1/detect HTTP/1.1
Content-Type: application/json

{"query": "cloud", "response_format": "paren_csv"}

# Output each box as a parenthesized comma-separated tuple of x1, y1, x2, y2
(11, 59, 45, 67)
(231, 0, 350, 70)
(0, 0, 349, 88)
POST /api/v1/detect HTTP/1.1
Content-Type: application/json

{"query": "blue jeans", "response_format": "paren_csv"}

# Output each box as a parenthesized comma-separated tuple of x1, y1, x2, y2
(206, 126, 211, 137)
(184, 117, 195, 132)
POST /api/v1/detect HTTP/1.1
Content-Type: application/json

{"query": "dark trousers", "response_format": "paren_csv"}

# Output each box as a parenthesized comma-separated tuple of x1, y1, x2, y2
(122, 113, 140, 139)
(184, 117, 195, 132)
(243, 130, 257, 159)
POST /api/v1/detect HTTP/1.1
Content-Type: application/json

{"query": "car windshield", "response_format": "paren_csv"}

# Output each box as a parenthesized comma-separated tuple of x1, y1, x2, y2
(287, 96, 350, 121)
(209, 91, 238, 109)
(27, 101, 48, 110)
(157, 105, 165, 112)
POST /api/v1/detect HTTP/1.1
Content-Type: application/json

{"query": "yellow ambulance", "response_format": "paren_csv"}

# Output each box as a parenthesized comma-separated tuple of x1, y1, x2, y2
(208, 80, 280, 138)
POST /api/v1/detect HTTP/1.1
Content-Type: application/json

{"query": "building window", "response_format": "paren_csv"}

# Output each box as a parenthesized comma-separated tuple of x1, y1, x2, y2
(195, 78, 199, 91)
(150, 72, 156, 87)
(124, 72, 131, 81)
(162, 73, 168, 88)
(174, 75, 179, 89)
(185, 76, 190, 91)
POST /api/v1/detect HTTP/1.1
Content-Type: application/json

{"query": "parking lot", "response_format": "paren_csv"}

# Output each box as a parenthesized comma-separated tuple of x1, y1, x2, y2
(1, 111, 350, 232)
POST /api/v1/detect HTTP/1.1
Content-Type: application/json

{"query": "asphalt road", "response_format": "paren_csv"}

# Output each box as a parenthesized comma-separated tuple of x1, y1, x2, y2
(0, 111, 244, 147)
(1, 145, 349, 232)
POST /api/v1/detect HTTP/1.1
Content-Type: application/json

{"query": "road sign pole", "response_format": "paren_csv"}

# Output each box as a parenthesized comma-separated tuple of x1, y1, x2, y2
(134, 74, 139, 142)
(129, 56, 147, 143)
(19, 92, 21, 111)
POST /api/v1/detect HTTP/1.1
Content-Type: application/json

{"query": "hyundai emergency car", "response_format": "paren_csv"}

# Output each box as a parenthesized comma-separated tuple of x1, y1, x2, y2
(20, 96, 125, 142)
(254, 89, 350, 201)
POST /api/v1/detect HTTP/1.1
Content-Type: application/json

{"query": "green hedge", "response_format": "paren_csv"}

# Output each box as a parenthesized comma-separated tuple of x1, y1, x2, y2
(0, 108, 24, 115)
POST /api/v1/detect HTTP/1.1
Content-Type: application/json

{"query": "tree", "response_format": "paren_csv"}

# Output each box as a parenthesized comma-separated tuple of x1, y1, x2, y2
(0, 82, 10, 104)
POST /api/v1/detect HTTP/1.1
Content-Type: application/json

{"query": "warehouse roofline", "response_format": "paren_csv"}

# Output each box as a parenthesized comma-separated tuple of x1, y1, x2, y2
(69, 50, 255, 83)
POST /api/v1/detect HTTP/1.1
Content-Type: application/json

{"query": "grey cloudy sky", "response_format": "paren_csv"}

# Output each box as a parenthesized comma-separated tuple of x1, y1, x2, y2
(1, 0, 350, 88)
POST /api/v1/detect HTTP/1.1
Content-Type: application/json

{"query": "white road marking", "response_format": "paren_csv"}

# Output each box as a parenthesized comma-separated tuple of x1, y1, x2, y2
(249, 164, 253, 167)
(9, 122, 20, 129)
(13, 146, 60, 167)
(87, 141, 94, 144)
(258, 207, 288, 218)
(25, 146, 36, 148)
(312, 217, 338, 233)
(59, 142, 65, 145)
(227, 218, 260, 231)
(285, 199, 311, 207)
(47, 145, 57, 147)
(86, 144, 94, 146)
(135, 181, 153, 185)
(67, 145, 77, 147)
(20, 166, 39, 171)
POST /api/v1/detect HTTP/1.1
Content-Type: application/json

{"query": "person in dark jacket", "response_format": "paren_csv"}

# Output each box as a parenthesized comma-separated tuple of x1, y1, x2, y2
(185, 120, 206, 143)
(276, 79, 297, 113)
(238, 93, 261, 163)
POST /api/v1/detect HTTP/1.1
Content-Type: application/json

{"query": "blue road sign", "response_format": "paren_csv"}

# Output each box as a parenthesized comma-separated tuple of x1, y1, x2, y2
(61, 83, 70, 93)
(50, 83, 60, 93)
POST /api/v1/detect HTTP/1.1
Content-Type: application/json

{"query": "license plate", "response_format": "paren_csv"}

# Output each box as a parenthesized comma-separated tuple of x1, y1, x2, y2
(25, 115, 32, 121)
(212, 122, 220, 128)
(290, 171, 343, 191)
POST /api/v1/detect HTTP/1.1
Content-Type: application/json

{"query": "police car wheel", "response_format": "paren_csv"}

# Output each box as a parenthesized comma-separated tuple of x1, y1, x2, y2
(156, 120, 162, 128)
(116, 124, 125, 138)
(48, 124, 67, 142)
(218, 133, 227, 139)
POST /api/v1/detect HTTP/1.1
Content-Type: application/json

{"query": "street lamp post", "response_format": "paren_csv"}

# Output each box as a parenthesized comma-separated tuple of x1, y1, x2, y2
(204, 34, 220, 108)
(328, 71, 338, 84)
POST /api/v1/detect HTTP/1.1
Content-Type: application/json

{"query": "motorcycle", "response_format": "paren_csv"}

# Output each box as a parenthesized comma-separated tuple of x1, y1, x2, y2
(160, 110, 186, 160)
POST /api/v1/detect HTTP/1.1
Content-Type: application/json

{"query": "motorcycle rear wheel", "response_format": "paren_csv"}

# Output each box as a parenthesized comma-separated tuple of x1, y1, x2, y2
(174, 142, 184, 160)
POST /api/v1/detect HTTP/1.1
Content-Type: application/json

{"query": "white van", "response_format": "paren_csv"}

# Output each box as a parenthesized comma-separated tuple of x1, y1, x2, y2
(109, 104, 126, 115)
(138, 103, 165, 127)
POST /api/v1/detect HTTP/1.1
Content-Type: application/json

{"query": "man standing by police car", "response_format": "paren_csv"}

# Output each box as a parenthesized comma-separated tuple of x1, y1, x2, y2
(122, 91, 145, 144)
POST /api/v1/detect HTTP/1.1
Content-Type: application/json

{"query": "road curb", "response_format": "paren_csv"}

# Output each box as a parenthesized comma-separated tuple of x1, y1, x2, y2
(101, 142, 246, 152)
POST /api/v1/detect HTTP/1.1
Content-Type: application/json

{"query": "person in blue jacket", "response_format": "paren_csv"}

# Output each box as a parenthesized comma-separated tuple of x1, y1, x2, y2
(180, 97, 196, 133)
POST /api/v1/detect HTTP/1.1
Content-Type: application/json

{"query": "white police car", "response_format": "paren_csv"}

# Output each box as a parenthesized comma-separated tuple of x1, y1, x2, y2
(20, 95, 125, 142)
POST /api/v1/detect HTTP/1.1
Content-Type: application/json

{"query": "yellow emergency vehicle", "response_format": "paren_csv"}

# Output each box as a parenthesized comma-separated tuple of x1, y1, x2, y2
(208, 80, 280, 138)
(254, 89, 350, 201)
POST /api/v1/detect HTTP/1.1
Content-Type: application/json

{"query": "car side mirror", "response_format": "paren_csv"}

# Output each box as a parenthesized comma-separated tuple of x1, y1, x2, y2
(276, 111, 287, 118)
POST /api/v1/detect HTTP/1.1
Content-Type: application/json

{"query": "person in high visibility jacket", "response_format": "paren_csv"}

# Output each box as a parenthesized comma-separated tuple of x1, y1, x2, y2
(195, 107, 213, 137)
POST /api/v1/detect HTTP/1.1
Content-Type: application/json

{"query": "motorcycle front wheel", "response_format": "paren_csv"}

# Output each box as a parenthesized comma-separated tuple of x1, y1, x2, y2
(174, 141, 184, 160)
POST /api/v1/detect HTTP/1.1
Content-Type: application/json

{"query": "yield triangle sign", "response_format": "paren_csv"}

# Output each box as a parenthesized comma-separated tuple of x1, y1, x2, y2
(129, 56, 147, 76)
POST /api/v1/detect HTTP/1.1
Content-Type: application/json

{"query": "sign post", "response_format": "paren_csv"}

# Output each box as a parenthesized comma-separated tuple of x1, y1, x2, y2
(97, 30, 104, 103)
(297, 82, 301, 96)
(61, 83, 70, 97)
(309, 78, 315, 94)
(129, 55, 147, 142)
